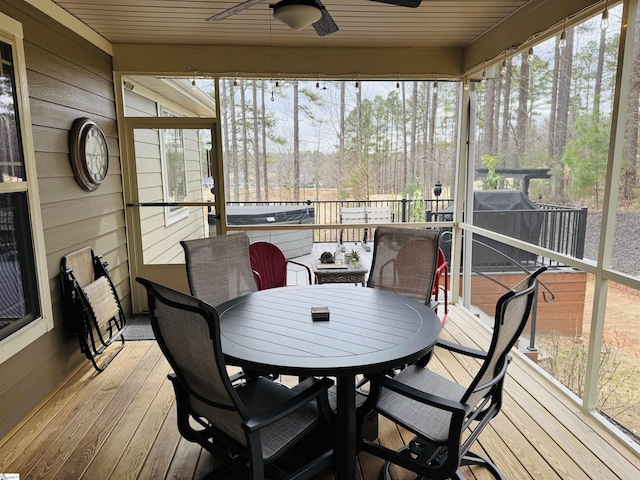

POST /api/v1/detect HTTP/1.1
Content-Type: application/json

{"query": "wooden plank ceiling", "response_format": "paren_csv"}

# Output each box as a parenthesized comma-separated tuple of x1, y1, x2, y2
(53, 0, 529, 48)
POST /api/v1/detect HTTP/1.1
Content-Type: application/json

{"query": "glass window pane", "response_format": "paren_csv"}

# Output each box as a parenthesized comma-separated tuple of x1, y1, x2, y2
(0, 192, 40, 340)
(163, 127, 187, 212)
(0, 43, 25, 183)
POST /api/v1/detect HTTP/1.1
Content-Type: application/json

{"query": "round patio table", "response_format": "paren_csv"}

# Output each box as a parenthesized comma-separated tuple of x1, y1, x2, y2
(217, 284, 441, 480)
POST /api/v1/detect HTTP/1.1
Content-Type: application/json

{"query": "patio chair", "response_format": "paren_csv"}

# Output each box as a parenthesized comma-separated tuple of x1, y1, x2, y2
(135, 277, 334, 480)
(181, 233, 275, 381)
(367, 226, 441, 310)
(360, 266, 547, 480)
(60, 247, 126, 372)
(433, 247, 449, 323)
(181, 233, 257, 308)
(249, 241, 312, 289)
(339, 205, 394, 252)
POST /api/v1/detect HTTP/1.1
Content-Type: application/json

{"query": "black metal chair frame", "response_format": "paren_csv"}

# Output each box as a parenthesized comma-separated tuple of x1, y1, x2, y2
(360, 266, 547, 480)
(60, 248, 126, 372)
(137, 277, 335, 480)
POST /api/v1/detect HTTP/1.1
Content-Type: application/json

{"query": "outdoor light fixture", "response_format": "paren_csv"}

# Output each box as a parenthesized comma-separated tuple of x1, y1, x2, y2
(527, 46, 534, 64)
(433, 181, 442, 198)
(601, 3, 609, 30)
(272, 0, 322, 31)
(559, 19, 567, 50)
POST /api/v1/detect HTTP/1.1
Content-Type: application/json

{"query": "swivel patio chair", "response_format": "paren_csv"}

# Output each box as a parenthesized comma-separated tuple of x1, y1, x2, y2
(181, 233, 258, 308)
(60, 247, 126, 372)
(360, 266, 547, 480)
(136, 278, 334, 480)
(181, 233, 275, 381)
(249, 241, 312, 289)
(368, 226, 442, 310)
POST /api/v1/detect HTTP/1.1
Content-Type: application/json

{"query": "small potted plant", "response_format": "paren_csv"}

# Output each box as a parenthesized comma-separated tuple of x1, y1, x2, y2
(350, 249, 361, 268)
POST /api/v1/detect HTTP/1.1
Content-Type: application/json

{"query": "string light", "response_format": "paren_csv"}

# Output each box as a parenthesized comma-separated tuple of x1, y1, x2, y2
(527, 46, 534, 64)
(275, 80, 281, 93)
(433, 80, 438, 93)
(500, 52, 507, 75)
(601, 1, 609, 30)
(559, 18, 567, 50)
(481, 63, 486, 83)
(233, 78, 239, 91)
(355, 80, 360, 91)
(464, 80, 469, 91)
(316, 79, 320, 90)
(396, 80, 400, 89)
(191, 79, 197, 91)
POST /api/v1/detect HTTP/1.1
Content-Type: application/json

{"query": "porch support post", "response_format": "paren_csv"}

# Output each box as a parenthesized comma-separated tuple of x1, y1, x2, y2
(583, 0, 636, 410)
(450, 82, 472, 305)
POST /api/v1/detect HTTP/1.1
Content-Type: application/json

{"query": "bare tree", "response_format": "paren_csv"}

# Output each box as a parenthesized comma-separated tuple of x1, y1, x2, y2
(252, 80, 261, 201)
(624, 9, 640, 199)
(516, 51, 530, 159)
(293, 80, 300, 200)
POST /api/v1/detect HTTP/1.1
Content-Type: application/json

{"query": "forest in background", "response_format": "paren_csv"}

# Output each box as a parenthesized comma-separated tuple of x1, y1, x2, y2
(217, 3, 639, 211)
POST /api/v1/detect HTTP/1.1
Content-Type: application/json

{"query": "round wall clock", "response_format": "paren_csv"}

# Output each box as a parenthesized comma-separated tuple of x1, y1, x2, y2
(69, 117, 109, 192)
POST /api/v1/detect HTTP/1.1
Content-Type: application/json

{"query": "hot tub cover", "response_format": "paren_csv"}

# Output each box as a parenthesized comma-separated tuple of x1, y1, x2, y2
(210, 205, 315, 225)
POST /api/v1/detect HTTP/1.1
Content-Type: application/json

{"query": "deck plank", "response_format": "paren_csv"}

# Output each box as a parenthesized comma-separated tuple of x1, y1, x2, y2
(1, 305, 639, 480)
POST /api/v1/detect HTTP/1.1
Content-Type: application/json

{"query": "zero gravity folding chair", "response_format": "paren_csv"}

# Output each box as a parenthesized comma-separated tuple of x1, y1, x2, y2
(60, 247, 126, 372)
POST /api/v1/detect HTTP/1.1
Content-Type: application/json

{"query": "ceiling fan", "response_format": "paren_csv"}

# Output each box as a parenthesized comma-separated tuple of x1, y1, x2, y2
(205, 0, 422, 37)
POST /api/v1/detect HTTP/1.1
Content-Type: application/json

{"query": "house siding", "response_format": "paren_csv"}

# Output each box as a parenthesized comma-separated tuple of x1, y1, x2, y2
(0, 0, 125, 439)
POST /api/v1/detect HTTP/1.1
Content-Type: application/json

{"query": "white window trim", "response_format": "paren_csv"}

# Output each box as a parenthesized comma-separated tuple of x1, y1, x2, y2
(0, 13, 53, 364)
(159, 106, 188, 226)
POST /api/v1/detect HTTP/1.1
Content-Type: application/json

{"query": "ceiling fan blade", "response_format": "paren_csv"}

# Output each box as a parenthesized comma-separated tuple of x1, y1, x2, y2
(368, 0, 422, 7)
(313, 2, 338, 36)
(205, 0, 266, 22)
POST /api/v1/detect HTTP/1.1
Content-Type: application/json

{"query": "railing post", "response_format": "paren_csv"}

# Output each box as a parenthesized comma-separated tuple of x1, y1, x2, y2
(401, 198, 408, 223)
(575, 207, 588, 259)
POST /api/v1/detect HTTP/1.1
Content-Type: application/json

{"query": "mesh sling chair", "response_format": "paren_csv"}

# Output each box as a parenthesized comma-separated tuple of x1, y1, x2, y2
(432, 248, 449, 324)
(360, 266, 547, 480)
(181, 233, 258, 308)
(181, 233, 275, 381)
(136, 278, 334, 480)
(60, 247, 126, 372)
(249, 241, 312, 290)
(368, 226, 442, 311)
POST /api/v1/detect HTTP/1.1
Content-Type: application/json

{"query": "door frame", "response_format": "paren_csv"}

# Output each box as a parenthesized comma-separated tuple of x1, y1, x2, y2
(121, 116, 225, 312)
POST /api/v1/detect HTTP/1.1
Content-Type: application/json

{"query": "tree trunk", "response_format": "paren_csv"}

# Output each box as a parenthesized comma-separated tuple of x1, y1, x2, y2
(230, 80, 240, 201)
(624, 9, 640, 199)
(261, 81, 269, 201)
(240, 80, 249, 200)
(221, 79, 231, 197)
(340, 82, 345, 181)
(548, 35, 561, 157)
(500, 59, 513, 166)
(593, 26, 607, 121)
(483, 78, 496, 157)
(429, 81, 438, 180)
(555, 29, 575, 201)
(401, 82, 407, 189)
(516, 51, 530, 160)
(410, 80, 418, 182)
(293, 80, 300, 200)
(252, 80, 261, 201)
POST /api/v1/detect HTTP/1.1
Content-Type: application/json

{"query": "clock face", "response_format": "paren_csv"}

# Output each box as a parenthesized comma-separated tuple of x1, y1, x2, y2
(69, 118, 109, 192)
(84, 126, 109, 183)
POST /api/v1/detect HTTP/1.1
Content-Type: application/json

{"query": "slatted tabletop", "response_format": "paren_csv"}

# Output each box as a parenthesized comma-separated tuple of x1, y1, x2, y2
(217, 284, 441, 480)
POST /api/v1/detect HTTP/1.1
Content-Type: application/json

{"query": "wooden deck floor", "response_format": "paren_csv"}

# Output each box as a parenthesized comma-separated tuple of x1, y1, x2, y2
(1, 304, 638, 480)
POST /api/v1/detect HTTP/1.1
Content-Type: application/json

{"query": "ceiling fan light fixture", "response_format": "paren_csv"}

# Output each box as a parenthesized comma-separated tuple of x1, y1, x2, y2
(273, 0, 322, 31)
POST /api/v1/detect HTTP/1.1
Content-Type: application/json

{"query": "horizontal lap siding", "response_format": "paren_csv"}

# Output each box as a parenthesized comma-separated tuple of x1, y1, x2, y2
(0, 0, 125, 439)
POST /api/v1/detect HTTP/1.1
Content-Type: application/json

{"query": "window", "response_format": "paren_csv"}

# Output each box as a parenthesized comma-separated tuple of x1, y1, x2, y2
(161, 109, 188, 224)
(0, 14, 52, 363)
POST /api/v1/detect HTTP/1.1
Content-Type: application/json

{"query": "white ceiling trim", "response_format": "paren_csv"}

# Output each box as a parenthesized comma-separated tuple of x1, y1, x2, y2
(24, 0, 112, 54)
